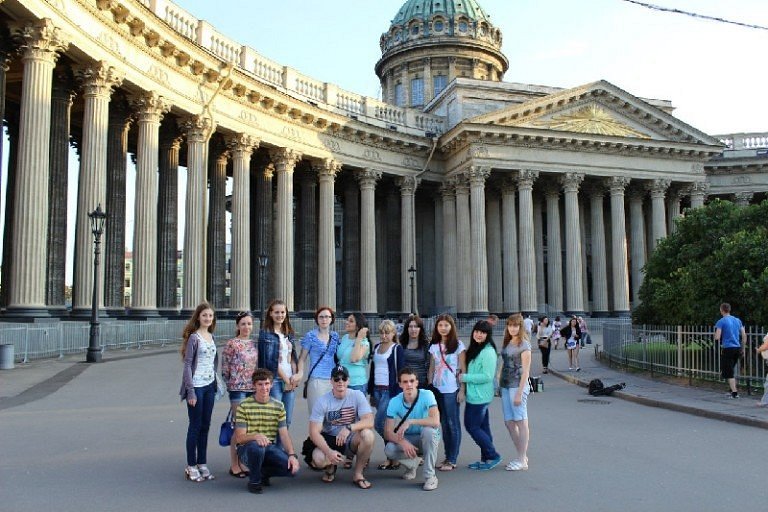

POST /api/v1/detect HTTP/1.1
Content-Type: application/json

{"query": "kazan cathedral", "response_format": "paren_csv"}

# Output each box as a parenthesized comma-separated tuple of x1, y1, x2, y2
(0, 0, 764, 321)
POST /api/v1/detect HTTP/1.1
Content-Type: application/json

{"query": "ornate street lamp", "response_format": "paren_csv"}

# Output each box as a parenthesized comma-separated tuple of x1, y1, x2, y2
(408, 265, 417, 315)
(86, 204, 107, 363)
(258, 253, 268, 315)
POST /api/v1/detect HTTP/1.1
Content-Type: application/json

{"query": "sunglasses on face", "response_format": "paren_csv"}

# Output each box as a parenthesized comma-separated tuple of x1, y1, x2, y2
(332, 376, 349, 382)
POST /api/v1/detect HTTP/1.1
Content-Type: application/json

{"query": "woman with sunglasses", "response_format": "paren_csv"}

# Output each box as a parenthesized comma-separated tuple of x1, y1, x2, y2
(221, 310, 258, 478)
(297, 306, 340, 415)
(258, 300, 299, 428)
(368, 319, 405, 470)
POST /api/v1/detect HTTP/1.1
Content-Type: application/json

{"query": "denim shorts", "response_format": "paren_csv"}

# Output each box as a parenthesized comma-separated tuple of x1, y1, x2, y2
(228, 390, 253, 404)
(501, 386, 529, 421)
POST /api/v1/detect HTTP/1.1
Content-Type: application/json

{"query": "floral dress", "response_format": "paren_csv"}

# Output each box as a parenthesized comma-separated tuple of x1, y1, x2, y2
(221, 338, 258, 392)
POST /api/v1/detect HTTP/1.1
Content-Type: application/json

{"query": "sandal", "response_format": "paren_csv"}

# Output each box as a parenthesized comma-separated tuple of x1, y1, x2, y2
(377, 461, 400, 470)
(197, 464, 214, 480)
(229, 468, 248, 479)
(438, 462, 457, 471)
(353, 478, 372, 489)
(505, 459, 529, 471)
(343, 457, 354, 470)
(322, 464, 337, 483)
(185, 465, 204, 482)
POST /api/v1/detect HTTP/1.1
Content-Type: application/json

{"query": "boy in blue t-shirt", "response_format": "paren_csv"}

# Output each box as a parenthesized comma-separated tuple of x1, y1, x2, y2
(384, 367, 440, 491)
(715, 302, 746, 398)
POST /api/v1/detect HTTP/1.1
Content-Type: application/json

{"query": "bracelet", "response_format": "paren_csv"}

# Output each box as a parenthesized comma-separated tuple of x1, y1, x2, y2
(288, 453, 298, 459)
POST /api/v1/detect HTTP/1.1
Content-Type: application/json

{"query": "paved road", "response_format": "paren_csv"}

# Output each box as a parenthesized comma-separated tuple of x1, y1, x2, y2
(0, 343, 764, 511)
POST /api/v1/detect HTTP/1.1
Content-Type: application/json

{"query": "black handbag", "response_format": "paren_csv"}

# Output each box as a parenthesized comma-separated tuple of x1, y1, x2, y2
(218, 409, 234, 447)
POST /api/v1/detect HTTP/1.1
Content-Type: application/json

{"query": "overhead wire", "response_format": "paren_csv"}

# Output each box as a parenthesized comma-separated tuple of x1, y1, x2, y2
(619, 0, 768, 31)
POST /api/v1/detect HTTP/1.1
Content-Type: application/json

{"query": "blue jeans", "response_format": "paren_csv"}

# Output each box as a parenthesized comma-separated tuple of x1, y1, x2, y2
(237, 442, 295, 485)
(348, 384, 367, 394)
(434, 389, 461, 464)
(269, 380, 295, 428)
(185, 380, 216, 466)
(372, 387, 391, 439)
(464, 402, 499, 462)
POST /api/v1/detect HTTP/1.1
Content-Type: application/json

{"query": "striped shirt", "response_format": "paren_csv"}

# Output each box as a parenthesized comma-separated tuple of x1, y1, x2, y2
(235, 396, 286, 443)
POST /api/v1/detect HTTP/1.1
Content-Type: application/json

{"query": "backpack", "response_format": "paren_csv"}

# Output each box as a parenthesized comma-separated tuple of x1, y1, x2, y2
(587, 379, 604, 396)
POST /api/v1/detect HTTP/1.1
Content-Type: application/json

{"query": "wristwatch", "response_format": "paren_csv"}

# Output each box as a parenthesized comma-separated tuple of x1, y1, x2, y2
(288, 453, 298, 459)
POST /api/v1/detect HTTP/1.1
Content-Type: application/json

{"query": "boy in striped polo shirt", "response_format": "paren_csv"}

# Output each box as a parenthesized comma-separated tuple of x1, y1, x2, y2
(235, 369, 300, 494)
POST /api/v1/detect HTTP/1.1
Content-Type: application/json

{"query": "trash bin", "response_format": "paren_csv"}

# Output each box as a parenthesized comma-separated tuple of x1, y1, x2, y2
(0, 343, 14, 370)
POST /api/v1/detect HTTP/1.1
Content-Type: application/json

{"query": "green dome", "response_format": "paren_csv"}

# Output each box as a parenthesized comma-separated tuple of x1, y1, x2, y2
(391, 0, 493, 26)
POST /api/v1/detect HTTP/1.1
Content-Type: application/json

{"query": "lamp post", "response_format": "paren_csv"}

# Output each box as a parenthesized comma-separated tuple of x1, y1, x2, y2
(86, 204, 107, 363)
(258, 253, 268, 315)
(408, 265, 417, 315)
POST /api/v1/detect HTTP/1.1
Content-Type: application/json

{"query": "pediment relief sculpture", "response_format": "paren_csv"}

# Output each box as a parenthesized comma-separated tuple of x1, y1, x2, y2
(527, 104, 651, 139)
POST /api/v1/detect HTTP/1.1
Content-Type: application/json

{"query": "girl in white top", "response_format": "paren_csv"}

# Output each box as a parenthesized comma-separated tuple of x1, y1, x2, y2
(427, 313, 466, 471)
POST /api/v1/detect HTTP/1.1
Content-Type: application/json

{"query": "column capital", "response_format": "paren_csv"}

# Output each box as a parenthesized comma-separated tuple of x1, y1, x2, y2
(584, 184, 605, 199)
(129, 91, 170, 123)
(544, 188, 560, 200)
(560, 172, 585, 193)
(628, 187, 647, 202)
(516, 169, 539, 189)
(466, 165, 491, 185)
(269, 147, 302, 173)
(452, 174, 470, 194)
(313, 158, 342, 179)
(397, 175, 420, 195)
(500, 177, 517, 194)
(227, 133, 260, 155)
(357, 168, 382, 188)
(440, 180, 456, 198)
(647, 178, 671, 198)
(12, 18, 69, 63)
(178, 115, 215, 143)
(75, 60, 124, 97)
(606, 176, 631, 195)
(688, 180, 709, 196)
(734, 191, 754, 206)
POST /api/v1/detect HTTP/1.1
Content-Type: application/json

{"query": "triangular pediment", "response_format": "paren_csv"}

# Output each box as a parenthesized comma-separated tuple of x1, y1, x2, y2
(467, 80, 721, 146)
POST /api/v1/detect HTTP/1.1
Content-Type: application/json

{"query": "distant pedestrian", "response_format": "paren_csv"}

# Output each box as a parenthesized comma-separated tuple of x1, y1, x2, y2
(756, 334, 768, 407)
(179, 302, 219, 482)
(551, 316, 562, 350)
(222, 311, 258, 478)
(714, 302, 746, 399)
(523, 314, 534, 337)
(536, 316, 554, 374)
(560, 316, 582, 371)
(577, 316, 591, 346)
(487, 314, 499, 329)
(498, 313, 532, 471)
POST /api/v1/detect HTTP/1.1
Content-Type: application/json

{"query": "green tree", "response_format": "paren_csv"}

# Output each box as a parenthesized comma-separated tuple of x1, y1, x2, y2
(634, 199, 768, 326)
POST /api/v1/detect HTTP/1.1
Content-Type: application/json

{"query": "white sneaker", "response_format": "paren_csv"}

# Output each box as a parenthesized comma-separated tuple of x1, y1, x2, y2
(423, 475, 438, 491)
(403, 465, 418, 480)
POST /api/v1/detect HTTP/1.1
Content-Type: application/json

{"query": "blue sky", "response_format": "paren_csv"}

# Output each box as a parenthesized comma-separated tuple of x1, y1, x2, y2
(173, 0, 768, 134)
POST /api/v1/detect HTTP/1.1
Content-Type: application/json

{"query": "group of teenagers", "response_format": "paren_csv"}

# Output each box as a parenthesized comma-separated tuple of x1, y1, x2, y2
(179, 300, 533, 493)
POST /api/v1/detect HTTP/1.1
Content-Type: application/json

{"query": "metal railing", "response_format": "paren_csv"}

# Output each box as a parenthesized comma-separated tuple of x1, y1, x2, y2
(602, 323, 767, 394)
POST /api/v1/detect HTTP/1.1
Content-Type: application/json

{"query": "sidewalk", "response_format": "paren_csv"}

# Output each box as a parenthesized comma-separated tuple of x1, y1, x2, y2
(543, 341, 768, 430)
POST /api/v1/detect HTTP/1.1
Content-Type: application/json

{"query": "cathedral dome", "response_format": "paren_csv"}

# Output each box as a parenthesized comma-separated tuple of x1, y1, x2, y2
(376, 0, 508, 108)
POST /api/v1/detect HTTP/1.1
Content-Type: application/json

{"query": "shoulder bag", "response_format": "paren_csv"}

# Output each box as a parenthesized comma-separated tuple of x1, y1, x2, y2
(394, 389, 420, 434)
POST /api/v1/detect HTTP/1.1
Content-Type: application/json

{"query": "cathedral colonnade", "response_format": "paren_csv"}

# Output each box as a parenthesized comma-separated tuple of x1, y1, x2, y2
(0, 1, 724, 321)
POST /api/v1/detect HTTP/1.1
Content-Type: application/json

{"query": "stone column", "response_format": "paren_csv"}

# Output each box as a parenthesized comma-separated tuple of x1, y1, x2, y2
(688, 181, 708, 209)
(129, 92, 169, 314)
(454, 175, 471, 314)
(561, 172, 585, 314)
(157, 122, 182, 311)
(358, 169, 381, 315)
(316, 159, 341, 309)
(629, 189, 647, 305)
(533, 196, 545, 310)
(180, 115, 214, 311)
(206, 136, 228, 309)
(400, 65, 410, 106)
(252, 154, 274, 311)
(270, 147, 302, 311)
(399, 175, 420, 314)
(295, 168, 317, 312)
(517, 170, 539, 314)
(7, 20, 68, 313)
(46, 66, 76, 308)
(433, 195, 444, 309)
(423, 57, 433, 104)
(579, 200, 589, 309)
(72, 61, 123, 312)
(607, 177, 631, 316)
(440, 181, 458, 311)
(545, 189, 563, 313)
(0, 111, 19, 309)
(501, 179, 519, 313)
(228, 134, 258, 312)
(0, 41, 8, 217)
(342, 178, 360, 311)
(649, 179, 670, 251)
(734, 192, 753, 207)
(385, 187, 400, 311)
(486, 188, 503, 313)
(588, 187, 609, 316)
(667, 189, 682, 234)
(468, 166, 490, 314)
(103, 95, 130, 311)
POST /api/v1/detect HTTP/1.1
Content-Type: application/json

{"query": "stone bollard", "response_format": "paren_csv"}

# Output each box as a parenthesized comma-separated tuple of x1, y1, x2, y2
(0, 343, 14, 370)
